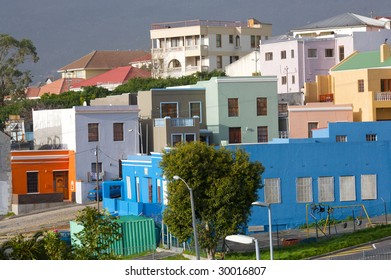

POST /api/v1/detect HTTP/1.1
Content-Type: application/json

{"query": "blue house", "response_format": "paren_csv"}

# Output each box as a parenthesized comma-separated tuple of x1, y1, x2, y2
(103, 121, 391, 233)
(102, 153, 166, 223)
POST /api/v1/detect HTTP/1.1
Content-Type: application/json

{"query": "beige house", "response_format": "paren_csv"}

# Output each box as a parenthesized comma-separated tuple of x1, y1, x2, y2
(288, 103, 353, 138)
(58, 50, 150, 80)
(304, 43, 391, 122)
(150, 18, 272, 78)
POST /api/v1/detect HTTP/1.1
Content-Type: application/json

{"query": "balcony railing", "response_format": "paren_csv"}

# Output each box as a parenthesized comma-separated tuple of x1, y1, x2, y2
(154, 117, 196, 127)
(151, 19, 247, 30)
(375, 92, 391, 101)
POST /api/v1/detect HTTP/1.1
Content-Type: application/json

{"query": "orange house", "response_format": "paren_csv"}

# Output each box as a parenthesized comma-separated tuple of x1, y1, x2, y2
(11, 150, 76, 207)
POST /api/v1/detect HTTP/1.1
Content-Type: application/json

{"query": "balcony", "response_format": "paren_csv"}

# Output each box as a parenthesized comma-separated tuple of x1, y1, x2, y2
(375, 92, 391, 101)
(154, 117, 197, 128)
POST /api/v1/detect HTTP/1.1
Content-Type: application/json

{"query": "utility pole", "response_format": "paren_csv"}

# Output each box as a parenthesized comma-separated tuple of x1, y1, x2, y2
(95, 145, 100, 212)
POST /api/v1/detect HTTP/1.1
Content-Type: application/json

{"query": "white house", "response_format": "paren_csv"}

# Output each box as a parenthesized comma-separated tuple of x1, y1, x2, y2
(33, 105, 140, 203)
(150, 18, 272, 78)
(0, 131, 11, 214)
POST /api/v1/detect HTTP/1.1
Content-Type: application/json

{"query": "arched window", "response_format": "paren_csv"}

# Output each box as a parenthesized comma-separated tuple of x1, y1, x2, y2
(235, 35, 240, 48)
(168, 59, 181, 69)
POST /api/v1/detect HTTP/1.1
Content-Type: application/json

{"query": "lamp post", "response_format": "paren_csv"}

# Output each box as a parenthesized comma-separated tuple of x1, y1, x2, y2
(225, 235, 260, 260)
(252, 201, 273, 260)
(173, 175, 200, 260)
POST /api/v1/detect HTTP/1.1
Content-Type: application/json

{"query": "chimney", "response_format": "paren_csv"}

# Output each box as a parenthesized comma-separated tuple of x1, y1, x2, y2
(380, 40, 390, 63)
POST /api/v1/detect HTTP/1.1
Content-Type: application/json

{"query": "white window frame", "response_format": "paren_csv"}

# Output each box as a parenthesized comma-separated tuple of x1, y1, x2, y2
(184, 133, 196, 143)
(189, 101, 202, 123)
(361, 174, 377, 200)
(339, 176, 356, 201)
(296, 177, 313, 203)
(264, 178, 281, 204)
(318, 176, 334, 202)
(171, 133, 183, 146)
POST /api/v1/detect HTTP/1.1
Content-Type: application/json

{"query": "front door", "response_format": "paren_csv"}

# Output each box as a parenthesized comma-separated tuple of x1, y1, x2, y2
(54, 171, 69, 200)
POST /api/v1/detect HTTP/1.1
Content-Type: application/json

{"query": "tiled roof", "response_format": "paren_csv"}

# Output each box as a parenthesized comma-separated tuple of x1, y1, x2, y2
(70, 66, 150, 89)
(58, 50, 150, 72)
(292, 13, 387, 31)
(331, 50, 391, 71)
(25, 87, 40, 98)
(38, 78, 85, 96)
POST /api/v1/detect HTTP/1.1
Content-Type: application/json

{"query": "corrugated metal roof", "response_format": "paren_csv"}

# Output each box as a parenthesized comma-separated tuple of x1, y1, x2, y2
(292, 13, 386, 31)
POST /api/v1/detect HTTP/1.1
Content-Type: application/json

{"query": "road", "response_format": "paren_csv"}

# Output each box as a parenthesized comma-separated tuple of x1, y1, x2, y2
(0, 202, 97, 243)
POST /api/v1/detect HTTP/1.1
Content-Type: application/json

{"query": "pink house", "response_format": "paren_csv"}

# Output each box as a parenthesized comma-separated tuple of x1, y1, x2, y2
(288, 103, 353, 138)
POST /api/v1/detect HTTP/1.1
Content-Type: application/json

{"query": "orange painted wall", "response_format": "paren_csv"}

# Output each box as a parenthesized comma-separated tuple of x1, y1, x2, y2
(11, 150, 76, 201)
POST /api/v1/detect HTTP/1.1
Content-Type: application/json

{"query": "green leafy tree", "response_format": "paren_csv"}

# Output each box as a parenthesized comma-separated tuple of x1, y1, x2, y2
(71, 206, 122, 260)
(160, 141, 264, 259)
(0, 34, 39, 106)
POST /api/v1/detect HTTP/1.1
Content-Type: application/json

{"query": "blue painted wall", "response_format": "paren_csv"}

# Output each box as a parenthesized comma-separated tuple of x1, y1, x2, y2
(103, 121, 391, 232)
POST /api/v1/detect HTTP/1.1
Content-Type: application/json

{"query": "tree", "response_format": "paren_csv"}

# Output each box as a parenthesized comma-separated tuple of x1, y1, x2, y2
(71, 206, 122, 260)
(160, 141, 264, 259)
(0, 34, 39, 106)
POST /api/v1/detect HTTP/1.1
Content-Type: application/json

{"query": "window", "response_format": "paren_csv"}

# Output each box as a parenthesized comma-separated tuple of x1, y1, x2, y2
(216, 56, 222, 69)
(189, 101, 201, 122)
(257, 126, 268, 143)
(148, 178, 153, 203)
(171, 134, 182, 146)
(296, 177, 313, 203)
(308, 48, 317, 58)
(157, 179, 162, 203)
(216, 34, 222, 47)
(27, 172, 38, 193)
(281, 76, 287, 85)
(126, 176, 132, 199)
(230, 56, 239, 63)
(291, 75, 296, 84)
(361, 175, 377, 200)
(185, 36, 193, 46)
(88, 123, 99, 142)
(308, 122, 318, 138)
(278, 103, 288, 115)
(161, 102, 178, 118)
(136, 177, 140, 202)
(366, 134, 377, 141)
(339, 176, 356, 201)
(185, 133, 196, 143)
(325, 48, 334, 58)
(265, 52, 273, 61)
(318, 177, 334, 202)
(281, 50, 286, 59)
(235, 35, 240, 48)
(291, 49, 295, 58)
(250, 35, 261, 48)
(381, 79, 391, 91)
(339, 45, 345, 61)
(171, 37, 180, 47)
(336, 135, 347, 142)
(264, 178, 281, 204)
(113, 123, 124, 141)
(256, 97, 267, 116)
(229, 35, 233, 44)
(358, 80, 365, 92)
(91, 162, 103, 181)
(228, 98, 239, 117)
(229, 127, 241, 143)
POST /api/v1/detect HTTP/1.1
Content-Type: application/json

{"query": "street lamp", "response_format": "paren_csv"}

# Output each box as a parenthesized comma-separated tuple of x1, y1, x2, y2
(252, 201, 273, 260)
(173, 175, 200, 260)
(225, 234, 260, 260)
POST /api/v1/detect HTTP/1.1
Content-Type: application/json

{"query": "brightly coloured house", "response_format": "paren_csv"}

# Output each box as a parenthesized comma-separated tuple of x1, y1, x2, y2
(11, 150, 76, 214)
(102, 121, 391, 232)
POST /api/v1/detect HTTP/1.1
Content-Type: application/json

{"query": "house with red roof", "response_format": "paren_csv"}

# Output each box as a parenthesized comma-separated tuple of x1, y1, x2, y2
(70, 66, 151, 91)
(58, 50, 150, 80)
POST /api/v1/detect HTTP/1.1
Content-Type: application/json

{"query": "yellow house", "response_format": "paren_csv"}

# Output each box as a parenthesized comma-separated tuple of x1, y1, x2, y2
(304, 43, 391, 122)
(330, 43, 391, 122)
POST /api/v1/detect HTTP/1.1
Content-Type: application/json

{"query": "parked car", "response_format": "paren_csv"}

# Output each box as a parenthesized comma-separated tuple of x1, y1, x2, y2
(87, 184, 121, 201)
